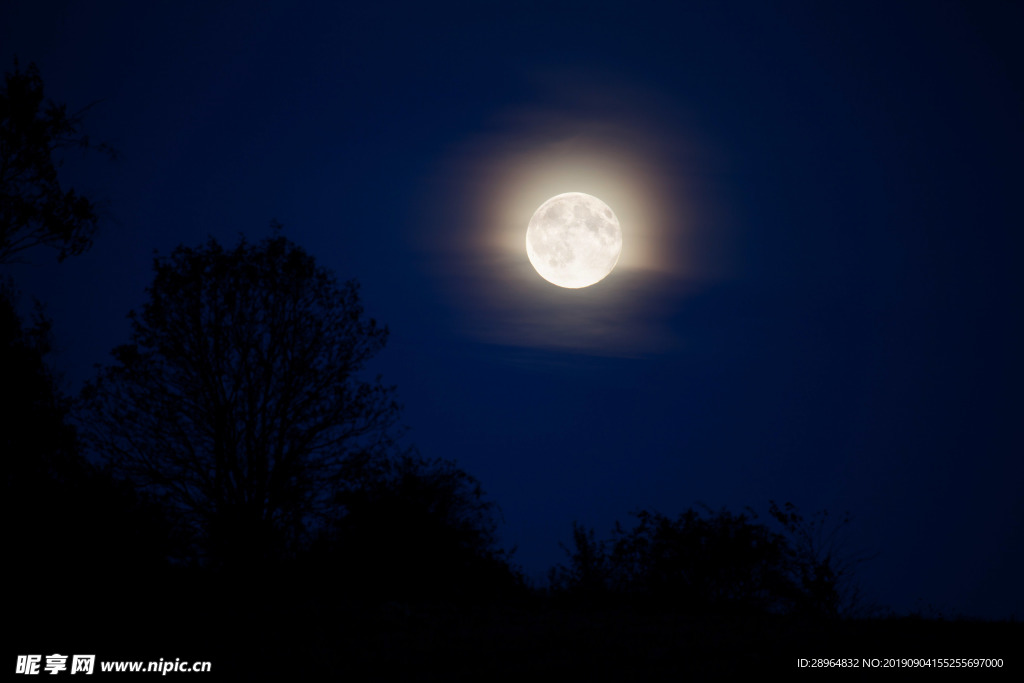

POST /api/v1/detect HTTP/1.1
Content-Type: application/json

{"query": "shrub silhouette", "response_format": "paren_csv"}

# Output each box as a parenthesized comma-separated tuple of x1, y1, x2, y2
(548, 521, 610, 601)
(611, 507, 795, 614)
(769, 500, 873, 618)
(311, 451, 523, 602)
(550, 503, 863, 617)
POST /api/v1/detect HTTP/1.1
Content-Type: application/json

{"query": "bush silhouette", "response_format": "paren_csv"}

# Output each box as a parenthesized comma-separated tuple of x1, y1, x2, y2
(769, 500, 873, 618)
(550, 503, 864, 617)
(311, 451, 523, 602)
(548, 521, 610, 601)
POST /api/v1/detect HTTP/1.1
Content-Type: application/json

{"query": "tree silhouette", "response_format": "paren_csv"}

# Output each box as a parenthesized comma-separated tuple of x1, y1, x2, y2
(550, 503, 872, 618)
(551, 506, 802, 615)
(314, 451, 523, 601)
(548, 521, 610, 600)
(78, 233, 401, 567)
(3, 281, 173, 619)
(0, 59, 114, 264)
(1, 278, 77, 494)
(768, 500, 874, 618)
(610, 506, 795, 614)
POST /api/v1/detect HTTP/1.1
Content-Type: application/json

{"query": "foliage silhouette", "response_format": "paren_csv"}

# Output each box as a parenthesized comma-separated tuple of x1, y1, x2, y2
(769, 500, 874, 618)
(0, 278, 75, 476)
(310, 451, 524, 602)
(2, 282, 173, 613)
(549, 504, 864, 617)
(78, 232, 401, 568)
(548, 521, 610, 600)
(0, 59, 114, 264)
(613, 506, 795, 614)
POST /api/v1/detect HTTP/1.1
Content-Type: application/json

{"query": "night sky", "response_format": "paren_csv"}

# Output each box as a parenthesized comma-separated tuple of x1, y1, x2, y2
(3, 0, 1022, 620)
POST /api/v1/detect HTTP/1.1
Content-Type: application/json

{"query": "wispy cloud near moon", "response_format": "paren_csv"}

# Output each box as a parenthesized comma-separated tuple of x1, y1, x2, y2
(412, 70, 737, 356)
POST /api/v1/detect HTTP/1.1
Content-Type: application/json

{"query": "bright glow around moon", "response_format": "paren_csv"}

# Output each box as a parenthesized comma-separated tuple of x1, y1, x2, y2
(412, 74, 735, 354)
(526, 192, 622, 288)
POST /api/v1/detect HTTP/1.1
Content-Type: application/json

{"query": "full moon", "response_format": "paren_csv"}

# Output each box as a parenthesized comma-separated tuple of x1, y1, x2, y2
(525, 192, 622, 288)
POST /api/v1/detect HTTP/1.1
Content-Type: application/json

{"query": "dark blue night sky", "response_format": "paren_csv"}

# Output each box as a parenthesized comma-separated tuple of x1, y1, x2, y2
(3, 0, 1022, 620)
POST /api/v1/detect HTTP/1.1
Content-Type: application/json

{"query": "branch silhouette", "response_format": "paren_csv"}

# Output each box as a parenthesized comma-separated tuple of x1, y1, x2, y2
(0, 59, 115, 265)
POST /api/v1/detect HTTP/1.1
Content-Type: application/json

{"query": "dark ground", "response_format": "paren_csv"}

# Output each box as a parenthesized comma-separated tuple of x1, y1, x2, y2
(13, 571, 1020, 679)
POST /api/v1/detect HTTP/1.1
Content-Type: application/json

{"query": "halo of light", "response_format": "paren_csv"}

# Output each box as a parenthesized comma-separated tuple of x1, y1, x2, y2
(411, 72, 735, 355)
